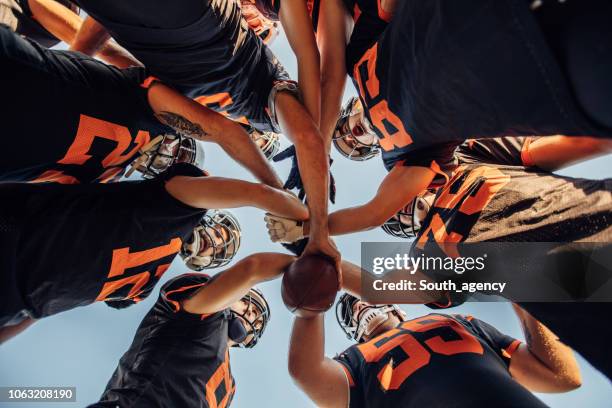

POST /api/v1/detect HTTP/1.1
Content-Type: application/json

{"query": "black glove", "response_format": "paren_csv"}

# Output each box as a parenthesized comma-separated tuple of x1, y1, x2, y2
(272, 145, 336, 204)
(104, 299, 137, 309)
(281, 238, 309, 256)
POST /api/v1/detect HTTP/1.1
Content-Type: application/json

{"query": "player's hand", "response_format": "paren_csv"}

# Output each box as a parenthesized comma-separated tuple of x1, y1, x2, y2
(302, 234, 342, 289)
(265, 214, 305, 243)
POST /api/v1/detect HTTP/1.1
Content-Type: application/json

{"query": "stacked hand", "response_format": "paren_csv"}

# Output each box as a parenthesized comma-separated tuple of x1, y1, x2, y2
(265, 214, 305, 243)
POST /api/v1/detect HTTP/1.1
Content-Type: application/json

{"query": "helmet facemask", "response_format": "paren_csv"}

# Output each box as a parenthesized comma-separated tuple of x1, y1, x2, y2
(332, 97, 380, 161)
(381, 192, 434, 239)
(248, 127, 281, 160)
(336, 294, 407, 343)
(229, 287, 270, 348)
(181, 210, 242, 270)
(127, 134, 205, 179)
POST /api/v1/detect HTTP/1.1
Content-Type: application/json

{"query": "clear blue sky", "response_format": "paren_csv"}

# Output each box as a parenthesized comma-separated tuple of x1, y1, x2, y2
(1, 27, 611, 408)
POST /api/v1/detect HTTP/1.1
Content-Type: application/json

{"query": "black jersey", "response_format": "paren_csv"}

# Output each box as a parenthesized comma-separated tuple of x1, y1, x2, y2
(414, 137, 612, 248)
(335, 314, 545, 408)
(0, 164, 206, 327)
(346, 0, 611, 175)
(0, 0, 76, 47)
(0, 26, 171, 183)
(91, 273, 235, 408)
(76, 0, 290, 132)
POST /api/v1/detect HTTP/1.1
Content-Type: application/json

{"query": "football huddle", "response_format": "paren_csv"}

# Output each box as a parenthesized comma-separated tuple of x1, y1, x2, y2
(0, 0, 611, 407)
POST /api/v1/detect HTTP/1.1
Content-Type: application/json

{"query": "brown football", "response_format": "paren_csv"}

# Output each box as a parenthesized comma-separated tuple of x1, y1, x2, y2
(281, 254, 339, 317)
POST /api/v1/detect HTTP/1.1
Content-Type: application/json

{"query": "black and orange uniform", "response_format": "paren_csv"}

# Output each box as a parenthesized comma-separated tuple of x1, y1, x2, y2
(0, 26, 171, 183)
(414, 138, 612, 381)
(0, 0, 77, 47)
(346, 0, 612, 180)
(90, 273, 236, 408)
(0, 164, 205, 327)
(335, 313, 545, 408)
(414, 136, 612, 248)
(74, 0, 290, 132)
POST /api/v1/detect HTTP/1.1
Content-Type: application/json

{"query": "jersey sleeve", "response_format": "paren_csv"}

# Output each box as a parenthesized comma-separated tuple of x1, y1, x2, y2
(158, 273, 219, 321)
(454, 137, 537, 167)
(383, 142, 458, 188)
(334, 347, 365, 408)
(466, 316, 522, 367)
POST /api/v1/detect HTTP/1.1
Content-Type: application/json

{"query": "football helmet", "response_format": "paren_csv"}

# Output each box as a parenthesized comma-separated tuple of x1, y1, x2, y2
(381, 192, 434, 239)
(181, 210, 242, 270)
(127, 133, 204, 179)
(332, 97, 380, 161)
(229, 287, 271, 348)
(336, 293, 407, 343)
(246, 125, 281, 160)
(241, 0, 280, 44)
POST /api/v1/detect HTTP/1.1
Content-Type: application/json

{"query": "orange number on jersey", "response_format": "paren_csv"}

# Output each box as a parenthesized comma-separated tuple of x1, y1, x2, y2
(58, 114, 150, 168)
(417, 165, 511, 254)
(408, 315, 484, 356)
(95, 238, 182, 302)
(194, 93, 249, 125)
(354, 45, 413, 151)
(205, 349, 235, 408)
(435, 166, 510, 216)
(357, 316, 483, 390)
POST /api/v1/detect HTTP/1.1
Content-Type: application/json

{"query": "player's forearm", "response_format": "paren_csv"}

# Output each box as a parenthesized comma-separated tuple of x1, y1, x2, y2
(182, 253, 293, 315)
(70, 15, 110, 55)
(275, 93, 330, 238)
(288, 315, 327, 385)
(527, 136, 612, 172)
(251, 184, 310, 221)
(320, 74, 346, 153)
(28, 0, 81, 44)
(513, 304, 581, 392)
(218, 123, 283, 189)
(302, 203, 387, 237)
(96, 40, 143, 69)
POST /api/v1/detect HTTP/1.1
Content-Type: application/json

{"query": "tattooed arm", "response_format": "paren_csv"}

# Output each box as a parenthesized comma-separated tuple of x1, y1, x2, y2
(147, 82, 283, 189)
(508, 304, 582, 393)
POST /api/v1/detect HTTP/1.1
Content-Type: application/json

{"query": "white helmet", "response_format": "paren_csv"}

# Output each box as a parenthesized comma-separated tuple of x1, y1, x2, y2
(180, 210, 242, 270)
(127, 134, 205, 179)
(336, 293, 407, 343)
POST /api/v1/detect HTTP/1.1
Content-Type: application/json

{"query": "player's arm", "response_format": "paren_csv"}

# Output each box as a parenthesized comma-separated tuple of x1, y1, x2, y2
(317, 0, 352, 150)
(325, 165, 435, 236)
(182, 253, 294, 314)
(288, 315, 349, 408)
(165, 175, 308, 221)
(266, 164, 435, 240)
(509, 304, 582, 393)
(148, 82, 284, 189)
(32, 9, 140, 69)
(0, 318, 36, 345)
(279, 0, 321, 125)
(524, 136, 612, 172)
(275, 92, 340, 265)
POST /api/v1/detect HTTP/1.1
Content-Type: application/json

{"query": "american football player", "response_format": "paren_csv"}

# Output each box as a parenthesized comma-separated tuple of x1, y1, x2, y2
(69, 0, 339, 266)
(332, 0, 612, 220)
(0, 26, 280, 188)
(0, 0, 138, 67)
(88, 252, 288, 408)
(0, 162, 307, 341)
(289, 293, 581, 408)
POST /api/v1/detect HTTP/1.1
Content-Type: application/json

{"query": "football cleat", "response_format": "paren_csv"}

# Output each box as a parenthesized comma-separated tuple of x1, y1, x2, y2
(381, 192, 434, 238)
(332, 97, 380, 161)
(181, 210, 242, 270)
(336, 293, 407, 343)
(127, 133, 205, 179)
(230, 287, 271, 348)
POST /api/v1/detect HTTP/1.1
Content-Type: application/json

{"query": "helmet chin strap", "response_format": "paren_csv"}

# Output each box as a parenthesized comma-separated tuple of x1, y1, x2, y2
(182, 226, 212, 268)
